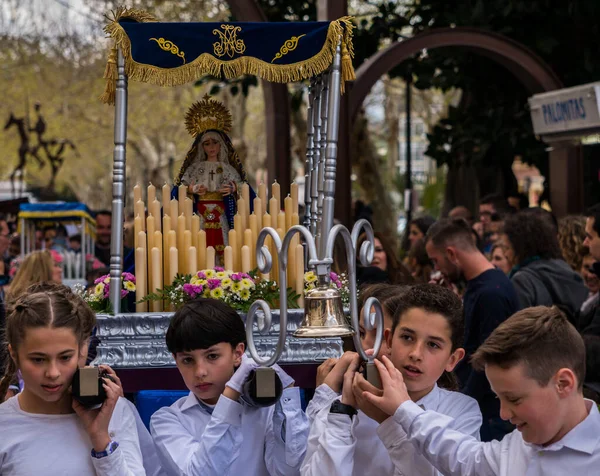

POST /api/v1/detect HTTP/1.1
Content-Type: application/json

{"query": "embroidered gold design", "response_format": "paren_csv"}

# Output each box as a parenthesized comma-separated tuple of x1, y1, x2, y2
(199, 192, 225, 201)
(271, 34, 306, 63)
(212, 25, 246, 58)
(149, 37, 186, 64)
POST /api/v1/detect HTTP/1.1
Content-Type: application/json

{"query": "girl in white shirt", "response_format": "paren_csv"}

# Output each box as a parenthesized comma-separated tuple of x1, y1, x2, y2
(0, 284, 144, 475)
(301, 283, 482, 475)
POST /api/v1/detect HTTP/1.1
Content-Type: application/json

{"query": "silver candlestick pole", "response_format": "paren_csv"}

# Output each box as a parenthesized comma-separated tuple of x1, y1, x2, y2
(109, 48, 128, 314)
(246, 39, 384, 368)
(246, 225, 318, 365)
(303, 79, 315, 229)
(310, 76, 323, 237)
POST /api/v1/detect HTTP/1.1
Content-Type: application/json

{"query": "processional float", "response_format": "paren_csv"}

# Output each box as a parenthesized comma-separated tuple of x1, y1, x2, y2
(95, 8, 384, 384)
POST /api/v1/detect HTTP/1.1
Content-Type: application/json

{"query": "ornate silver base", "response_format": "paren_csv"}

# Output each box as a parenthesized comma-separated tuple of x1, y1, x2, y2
(92, 309, 344, 368)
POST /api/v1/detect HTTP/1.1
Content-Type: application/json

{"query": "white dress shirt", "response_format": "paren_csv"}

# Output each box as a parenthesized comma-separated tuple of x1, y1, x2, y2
(392, 397, 600, 476)
(0, 395, 145, 476)
(301, 383, 481, 476)
(150, 387, 309, 476)
(123, 399, 167, 476)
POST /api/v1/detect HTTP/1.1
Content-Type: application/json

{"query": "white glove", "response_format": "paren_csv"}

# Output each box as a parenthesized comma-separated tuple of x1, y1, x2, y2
(226, 354, 260, 393)
(272, 364, 295, 388)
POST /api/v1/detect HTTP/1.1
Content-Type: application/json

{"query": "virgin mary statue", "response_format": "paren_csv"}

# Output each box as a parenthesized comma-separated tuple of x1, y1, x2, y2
(173, 95, 254, 258)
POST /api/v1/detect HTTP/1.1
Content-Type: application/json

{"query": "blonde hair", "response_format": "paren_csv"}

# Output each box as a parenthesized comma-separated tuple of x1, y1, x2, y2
(6, 251, 55, 305)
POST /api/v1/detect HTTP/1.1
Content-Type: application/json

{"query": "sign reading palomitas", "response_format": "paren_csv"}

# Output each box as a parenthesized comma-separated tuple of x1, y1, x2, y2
(529, 81, 600, 142)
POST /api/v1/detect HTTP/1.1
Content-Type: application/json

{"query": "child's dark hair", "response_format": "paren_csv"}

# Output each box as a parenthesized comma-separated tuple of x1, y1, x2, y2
(166, 298, 246, 354)
(389, 284, 464, 351)
(472, 306, 585, 390)
(0, 283, 96, 400)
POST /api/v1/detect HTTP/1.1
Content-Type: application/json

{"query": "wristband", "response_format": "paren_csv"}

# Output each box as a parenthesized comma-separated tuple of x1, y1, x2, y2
(329, 399, 357, 419)
(91, 440, 119, 459)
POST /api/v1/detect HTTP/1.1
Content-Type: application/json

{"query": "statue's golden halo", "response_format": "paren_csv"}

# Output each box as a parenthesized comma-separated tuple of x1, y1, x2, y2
(185, 94, 233, 138)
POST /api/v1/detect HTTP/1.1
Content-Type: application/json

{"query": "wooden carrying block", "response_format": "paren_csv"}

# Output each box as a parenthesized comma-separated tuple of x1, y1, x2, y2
(363, 361, 382, 389)
(71, 367, 109, 407)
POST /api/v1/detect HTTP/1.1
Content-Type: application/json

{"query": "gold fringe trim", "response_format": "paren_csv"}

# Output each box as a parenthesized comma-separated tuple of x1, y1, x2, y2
(99, 7, 158, 104)
(100, 9, 356, 104)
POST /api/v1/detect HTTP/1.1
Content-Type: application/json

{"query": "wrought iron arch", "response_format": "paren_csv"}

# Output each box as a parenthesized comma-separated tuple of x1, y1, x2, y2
(349, 27, 581, 217)
(350, 27, 562, 120)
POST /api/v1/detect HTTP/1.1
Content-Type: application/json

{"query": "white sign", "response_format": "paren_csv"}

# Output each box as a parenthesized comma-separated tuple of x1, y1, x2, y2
(528, 81, 600, 138)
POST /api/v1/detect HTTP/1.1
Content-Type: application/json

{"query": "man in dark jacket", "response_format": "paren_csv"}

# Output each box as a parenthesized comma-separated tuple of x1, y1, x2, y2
(503, 211, 588, 325)
(582, 204, 600, 335)
(426, 218, 520, 441)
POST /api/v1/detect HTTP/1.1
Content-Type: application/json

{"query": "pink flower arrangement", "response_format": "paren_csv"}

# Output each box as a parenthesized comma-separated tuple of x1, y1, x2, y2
(93, 272, 136, 299)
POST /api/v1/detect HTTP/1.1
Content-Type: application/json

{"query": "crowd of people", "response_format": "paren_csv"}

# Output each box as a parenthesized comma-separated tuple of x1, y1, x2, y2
(0, 194, 600, 475)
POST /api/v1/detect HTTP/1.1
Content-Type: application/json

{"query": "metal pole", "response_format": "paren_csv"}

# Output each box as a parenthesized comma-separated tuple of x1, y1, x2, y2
(405, 74, 413, 224)
(316, 71, 330, 256)
(318, 41, 342, 265)
(80, 217, 86, 280)
(109, 48, 128, 314)
(20, 219, 25, 258)
(310, 77, 323, 237)
(303, 79, 315, 229)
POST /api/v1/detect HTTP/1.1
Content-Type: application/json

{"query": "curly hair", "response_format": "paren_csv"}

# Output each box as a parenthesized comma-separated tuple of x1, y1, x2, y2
(558, 215, 587, 271)
(503, 211, 562, 264)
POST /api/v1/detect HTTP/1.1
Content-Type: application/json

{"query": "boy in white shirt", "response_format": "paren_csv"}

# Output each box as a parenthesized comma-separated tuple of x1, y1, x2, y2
(301, 284, 482, 475)
(363, 305, 600, 476)
(150, 298, 309, 476)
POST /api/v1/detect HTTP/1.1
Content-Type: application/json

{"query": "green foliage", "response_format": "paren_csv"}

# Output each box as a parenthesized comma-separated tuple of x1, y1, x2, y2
(420, 167, 446, 218)
(403, 0, 600, 195)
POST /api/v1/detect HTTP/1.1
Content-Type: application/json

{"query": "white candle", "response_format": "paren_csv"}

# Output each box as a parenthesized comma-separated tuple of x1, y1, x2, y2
(170, 199, 178, 222)
(147, 183, 156, 204)
(169, 247, 178, 284)
(197, 230, 206, 270)
(151, 247, 161, 312)
(178, 184, 186, 215)
(241, 245, 251, 273)
(162, 182, 170, 208)
(135, 246, 147, 312)
(188, 246, 197, 275)
(224, 246, 233, 271)
(133, 183, 142, 204)
(206, 246, 216, 269)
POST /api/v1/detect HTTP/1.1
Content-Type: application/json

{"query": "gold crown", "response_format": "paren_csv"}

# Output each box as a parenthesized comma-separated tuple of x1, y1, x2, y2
(185, 94, 232, 138)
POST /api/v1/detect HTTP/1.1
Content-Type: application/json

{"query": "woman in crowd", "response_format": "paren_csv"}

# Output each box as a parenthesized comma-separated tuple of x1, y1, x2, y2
(357, 232, 413, 285)
(406, 238, 433, 283)
(502, 211, 588, 323)
(407, 216, 436, 250)
(558, 215, 587, 272)
(490, 242, 511, 275)
(5, 250, 62, 307)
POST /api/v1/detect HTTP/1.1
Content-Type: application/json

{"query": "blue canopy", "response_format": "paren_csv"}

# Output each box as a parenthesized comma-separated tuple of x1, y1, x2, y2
(19, 202, 95, 224)
(100, 7, 355, 104)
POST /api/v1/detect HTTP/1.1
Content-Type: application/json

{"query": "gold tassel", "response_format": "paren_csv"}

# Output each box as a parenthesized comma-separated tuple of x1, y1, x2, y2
(99, 46, 118, 105)
(338, 16, 356, 94)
